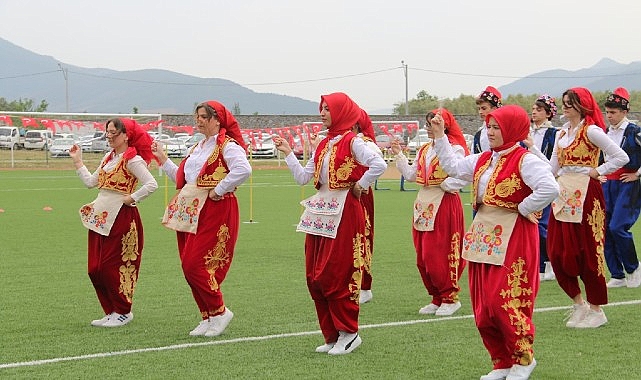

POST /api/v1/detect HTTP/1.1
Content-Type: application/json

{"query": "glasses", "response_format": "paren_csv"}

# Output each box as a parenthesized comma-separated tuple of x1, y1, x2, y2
(105, 130, 122, 136)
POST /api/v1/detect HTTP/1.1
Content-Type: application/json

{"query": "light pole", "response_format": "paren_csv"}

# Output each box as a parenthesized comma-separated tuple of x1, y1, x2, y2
(401, 60, 408, 115)
(58, 63, 69, 112)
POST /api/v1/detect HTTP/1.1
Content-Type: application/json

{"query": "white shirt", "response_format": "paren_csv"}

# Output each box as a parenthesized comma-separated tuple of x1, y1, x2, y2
(433, 136, 559, 216)
(77, 153, 158, 202)
(285, 134, 387, 189)
(162, 135, 252, 196)
(549, 120, 629, 176)
(477, 122, 490, 152)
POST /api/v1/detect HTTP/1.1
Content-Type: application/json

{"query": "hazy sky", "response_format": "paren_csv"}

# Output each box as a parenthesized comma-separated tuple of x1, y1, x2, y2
(1, 0, 639, 113)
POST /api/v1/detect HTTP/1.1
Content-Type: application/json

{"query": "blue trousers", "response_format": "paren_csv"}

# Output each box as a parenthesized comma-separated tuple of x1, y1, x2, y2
(603, 179, 641, 279)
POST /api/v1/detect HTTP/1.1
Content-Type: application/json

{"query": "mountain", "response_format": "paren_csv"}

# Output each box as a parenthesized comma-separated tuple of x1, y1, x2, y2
(0, 37, 318, 114)
(499, 58, 641, 97)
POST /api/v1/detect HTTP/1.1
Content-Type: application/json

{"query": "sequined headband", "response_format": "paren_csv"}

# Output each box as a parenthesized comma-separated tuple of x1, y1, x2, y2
(479, 91, 502, 108)
(536, 94, 558, 118)
(605, 93, 630, 111)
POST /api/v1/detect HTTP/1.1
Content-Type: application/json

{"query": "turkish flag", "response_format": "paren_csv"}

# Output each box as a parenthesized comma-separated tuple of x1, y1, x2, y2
(21, 117, 38, 127)
(0, 115, 13, 125)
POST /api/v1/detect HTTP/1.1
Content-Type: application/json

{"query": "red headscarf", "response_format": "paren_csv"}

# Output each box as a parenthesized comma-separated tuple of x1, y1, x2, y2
(319, 92, 361, 139)
(432, 108, 469, 155)
(205, 100, 247, 151)
(120, 118, 157, 164)
(570, 87, 606, 131)
(357, 108, 376, 140)
(485, 105, 530, 152)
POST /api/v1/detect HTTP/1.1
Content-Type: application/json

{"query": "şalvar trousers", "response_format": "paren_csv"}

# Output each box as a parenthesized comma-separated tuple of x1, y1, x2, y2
(176, 194, 239, 320)
(306, 191, 365, 344)
(88, 205, 143, 315)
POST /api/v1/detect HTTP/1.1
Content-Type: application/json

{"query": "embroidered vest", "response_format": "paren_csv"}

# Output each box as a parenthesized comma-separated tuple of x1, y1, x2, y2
(97, 157, 138, 194)
(176, 137, 233, 190)
(557, 123, 600, 168)
(540, 127, 558, 160)
(620, 123, 641, 170)
(313, 131, 367, 190)
(415, 143, 448, 186)
(472, 147, 531, 211)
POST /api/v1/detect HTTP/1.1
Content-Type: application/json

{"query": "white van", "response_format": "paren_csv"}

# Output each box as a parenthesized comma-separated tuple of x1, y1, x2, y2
(24, 130, 54, 150)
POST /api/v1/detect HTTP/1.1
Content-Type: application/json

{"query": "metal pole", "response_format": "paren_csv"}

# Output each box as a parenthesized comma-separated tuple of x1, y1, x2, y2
(58, 63, 69, 112)
(401, 60, 408, 115)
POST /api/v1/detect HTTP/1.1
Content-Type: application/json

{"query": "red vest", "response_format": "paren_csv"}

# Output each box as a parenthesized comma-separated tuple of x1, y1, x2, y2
(473, 146, 532, 211)
(415, 143, 448, 186)
(175, 137, 234, 190)
(557, 123, 601, 168)
(314, 131, 367, 190)
(98, 156, 138, 194)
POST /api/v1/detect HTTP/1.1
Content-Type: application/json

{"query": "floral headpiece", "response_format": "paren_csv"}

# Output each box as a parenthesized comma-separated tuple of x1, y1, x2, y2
(605, 87, 630, 111)
(477, 86, 502, 108)
(536, 94, 558, 118)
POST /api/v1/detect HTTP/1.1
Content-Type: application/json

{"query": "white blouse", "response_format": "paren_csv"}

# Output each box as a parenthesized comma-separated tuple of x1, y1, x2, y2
(395, 144, 468, 193)
(77, 153, 158, 202)
(433, 136, 559, 217)
(162, 135, 252, 196)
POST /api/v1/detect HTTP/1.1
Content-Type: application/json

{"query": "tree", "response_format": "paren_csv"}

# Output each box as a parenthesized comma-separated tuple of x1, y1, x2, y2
(233, 102, 241, 115)
(0, 97, 48, 112)
(132, 106, 139, 114)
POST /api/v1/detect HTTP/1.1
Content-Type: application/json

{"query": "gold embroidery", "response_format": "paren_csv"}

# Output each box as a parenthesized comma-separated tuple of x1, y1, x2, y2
(119, 221, 139, 302)
(588, 199, 607, 277)
(558, 123, 601, 168)
(494, 173, 522, 198)
(447, 232, 461, 302)
(98, 158, 138, 194)
(205, 224, 232, 291)
(363, 209, 372, 275)
(500, 257, 534, 366)
(336, 157, 356, 181)
(350, 233, 365, 303)
(472, 156, 492, 209)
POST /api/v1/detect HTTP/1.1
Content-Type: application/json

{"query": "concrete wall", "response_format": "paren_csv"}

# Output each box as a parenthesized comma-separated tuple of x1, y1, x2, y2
(162, 112, 641, 136)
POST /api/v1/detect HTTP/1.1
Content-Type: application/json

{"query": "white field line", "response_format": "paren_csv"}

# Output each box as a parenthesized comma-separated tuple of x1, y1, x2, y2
(2, 299, 640, 370)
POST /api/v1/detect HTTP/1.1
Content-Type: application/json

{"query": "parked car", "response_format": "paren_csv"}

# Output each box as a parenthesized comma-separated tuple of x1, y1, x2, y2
(53, 133, 75, 140)
(375, 134, 404, 151)
(0, 126, 26, 149)
(49, 138, 75, 157)
(464, 133, 474, 153)
(24, 130, 53, 150)
(159, 138, 188, 158)
(173, 132, 191, 142)
(246, 133, 277, 158)
(185, 133, 205, 148)
(407, 130, 431, 153)
(148, 131, 171, 141)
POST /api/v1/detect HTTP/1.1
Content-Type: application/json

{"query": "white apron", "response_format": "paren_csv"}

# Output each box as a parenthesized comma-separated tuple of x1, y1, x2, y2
(296, 186, 348, 239)
(462, 205, 519, 266)
(413, 186, 445, 232)
(551, 172, 590, 223)
(79, 190, 125, 236)
(162, 184, 209, 233)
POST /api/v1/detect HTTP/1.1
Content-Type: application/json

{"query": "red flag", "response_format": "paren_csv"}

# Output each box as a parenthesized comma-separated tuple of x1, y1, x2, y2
(0, 115, 13, 125)
(21, 117, 38, 127)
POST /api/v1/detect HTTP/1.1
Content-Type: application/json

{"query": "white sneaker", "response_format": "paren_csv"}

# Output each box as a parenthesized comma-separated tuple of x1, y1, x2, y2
(575, 309, 607, 328)
(91, 313, 113, 327)
(204, 308, 234, 337)
(565, 303, 589, 328)
(607, 278, 627, 288)
(359, 289, 373, 304)
(435, 301, 461, 316)
(102, 312, 133, 327)
(506, 358, 537, 380)
(543, 261, 555, 281)
(627, 266, 641, 288)
(480, 368, 511, 380)
(419, 303, 440, 315)
(315, 342, 335, 353)
(327, 331, 361, 355)
(189, 319, 211, 336)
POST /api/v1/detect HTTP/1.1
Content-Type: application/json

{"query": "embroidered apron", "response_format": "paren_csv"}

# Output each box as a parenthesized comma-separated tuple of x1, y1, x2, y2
(296, 187, 348, 239)
(413, 186, 445, 232)
(551, 173, 590, 223)
(162, 184, 209, 233)
(462, 205, 519, 266)
(79, 190, 124, 236)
